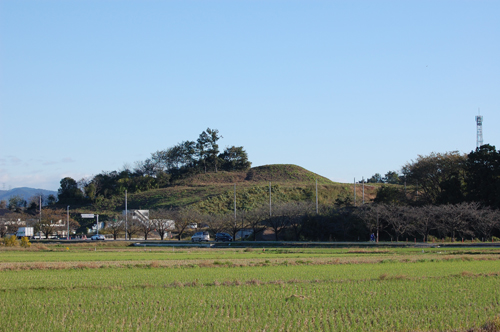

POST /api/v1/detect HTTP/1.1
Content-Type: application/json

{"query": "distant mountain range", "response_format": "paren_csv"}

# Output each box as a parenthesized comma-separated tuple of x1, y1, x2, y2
(0, 187, 57, 203)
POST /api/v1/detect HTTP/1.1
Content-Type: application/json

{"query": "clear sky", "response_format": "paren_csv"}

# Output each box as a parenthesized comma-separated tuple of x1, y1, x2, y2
(1, 0, 499, 191)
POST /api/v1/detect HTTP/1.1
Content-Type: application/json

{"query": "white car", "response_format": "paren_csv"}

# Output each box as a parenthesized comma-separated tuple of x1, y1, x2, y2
(90, 234, 105, 241)
(191, 231, 210, 242)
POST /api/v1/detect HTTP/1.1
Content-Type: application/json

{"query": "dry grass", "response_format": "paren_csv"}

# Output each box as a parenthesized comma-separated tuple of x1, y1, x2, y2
(170, 280, 184, 288)
(347, 249, 390, 254)
(148, 261, 160, 268)
(461, 270, 474, 277)
(468, 316, 500, 332)
(246, 279, 261, 285)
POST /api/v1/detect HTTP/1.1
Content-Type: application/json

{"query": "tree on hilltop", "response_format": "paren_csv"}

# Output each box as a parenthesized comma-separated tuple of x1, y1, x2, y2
(220, 146, 251, 171)
(58, 177, 84, 204)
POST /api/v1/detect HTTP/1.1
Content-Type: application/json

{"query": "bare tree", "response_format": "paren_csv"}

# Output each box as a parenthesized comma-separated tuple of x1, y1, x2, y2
(383, 205, 414, 242)
(173, 207, 198, 241)
(0, 211, 23, 238)
(150, 209, 175, 240)
(221, 211, 247, 241)
(105, 214, 124, 240)
(126, 216, 140, 240)
(436, 203, 476, 241)
(470, 206, 499, 240)
(355, 204, 387, 242)
(36, 209, 65, 239)
(245, 206, 268, 241)
(138, 220, 154, 240)
(202, 213, 227, 237)
(412, 205, 437, 242)
(266, 202, 303, 241)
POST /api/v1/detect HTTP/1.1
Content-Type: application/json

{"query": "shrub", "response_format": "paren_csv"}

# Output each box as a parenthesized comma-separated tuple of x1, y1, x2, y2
(3, 235, 18, 247)
(20, 237, 31, 248)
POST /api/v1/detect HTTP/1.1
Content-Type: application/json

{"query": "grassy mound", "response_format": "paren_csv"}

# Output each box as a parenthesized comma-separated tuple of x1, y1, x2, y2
(71, 164, 379, 217)
(245, 164, 335, 184)
(171, 164, 336, 186)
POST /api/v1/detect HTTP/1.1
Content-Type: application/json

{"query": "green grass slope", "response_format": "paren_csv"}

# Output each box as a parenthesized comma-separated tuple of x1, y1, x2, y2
(121, 164, 377, 213)
(76, 164, 379, 216)
(244, 164, 334, 184)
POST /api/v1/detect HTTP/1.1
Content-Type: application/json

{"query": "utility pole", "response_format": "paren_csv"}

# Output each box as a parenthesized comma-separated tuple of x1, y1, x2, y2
(234, 184, 237, 238)
(315, 179, 318, 214)
(125, 190, 128, 241)
(67, 206, 70, 240)
(362, 177, 365, 204)
(39, 196, 42, 240)
(269, 182, 272, 217)
(354, 178, 356, 206)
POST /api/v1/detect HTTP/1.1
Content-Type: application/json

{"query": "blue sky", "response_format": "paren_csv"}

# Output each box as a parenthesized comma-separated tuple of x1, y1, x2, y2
(1, 0, 499, 191)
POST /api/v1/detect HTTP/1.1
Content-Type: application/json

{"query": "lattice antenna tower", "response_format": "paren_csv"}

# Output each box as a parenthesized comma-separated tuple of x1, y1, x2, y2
(476, 109, 483, 148)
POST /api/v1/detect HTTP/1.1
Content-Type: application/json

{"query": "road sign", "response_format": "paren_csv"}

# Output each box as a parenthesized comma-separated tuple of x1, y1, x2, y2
(81, 214, 95, 218)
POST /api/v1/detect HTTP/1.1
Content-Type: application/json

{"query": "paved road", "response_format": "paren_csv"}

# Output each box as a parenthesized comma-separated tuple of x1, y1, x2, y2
(30, 239, 500, 248)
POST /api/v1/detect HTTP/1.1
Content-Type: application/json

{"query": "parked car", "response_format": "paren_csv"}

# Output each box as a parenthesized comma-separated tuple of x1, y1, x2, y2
(90, 234, 105, 241)
(191, 231, 210, 242)
(215, 232, 233, 242)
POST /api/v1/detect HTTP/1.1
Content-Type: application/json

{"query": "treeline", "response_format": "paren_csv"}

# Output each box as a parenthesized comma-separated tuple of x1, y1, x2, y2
(94, 200, 500, 242)
(372, 144, 500, 209)
(3, 199, 499, 242)
(146, 144, 500, 242)
(57, 128, 251, 204)
(0, 207, 79, 239)
(0, 194, 57, 213)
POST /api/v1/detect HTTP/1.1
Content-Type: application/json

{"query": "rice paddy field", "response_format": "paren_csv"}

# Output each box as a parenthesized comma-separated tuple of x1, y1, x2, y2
(1, 243, 500, 331)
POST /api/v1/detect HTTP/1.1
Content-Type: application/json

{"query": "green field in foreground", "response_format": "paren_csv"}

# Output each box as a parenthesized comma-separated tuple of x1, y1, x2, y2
(2, 245, 499, 263)
(0, 246, 499, 331)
